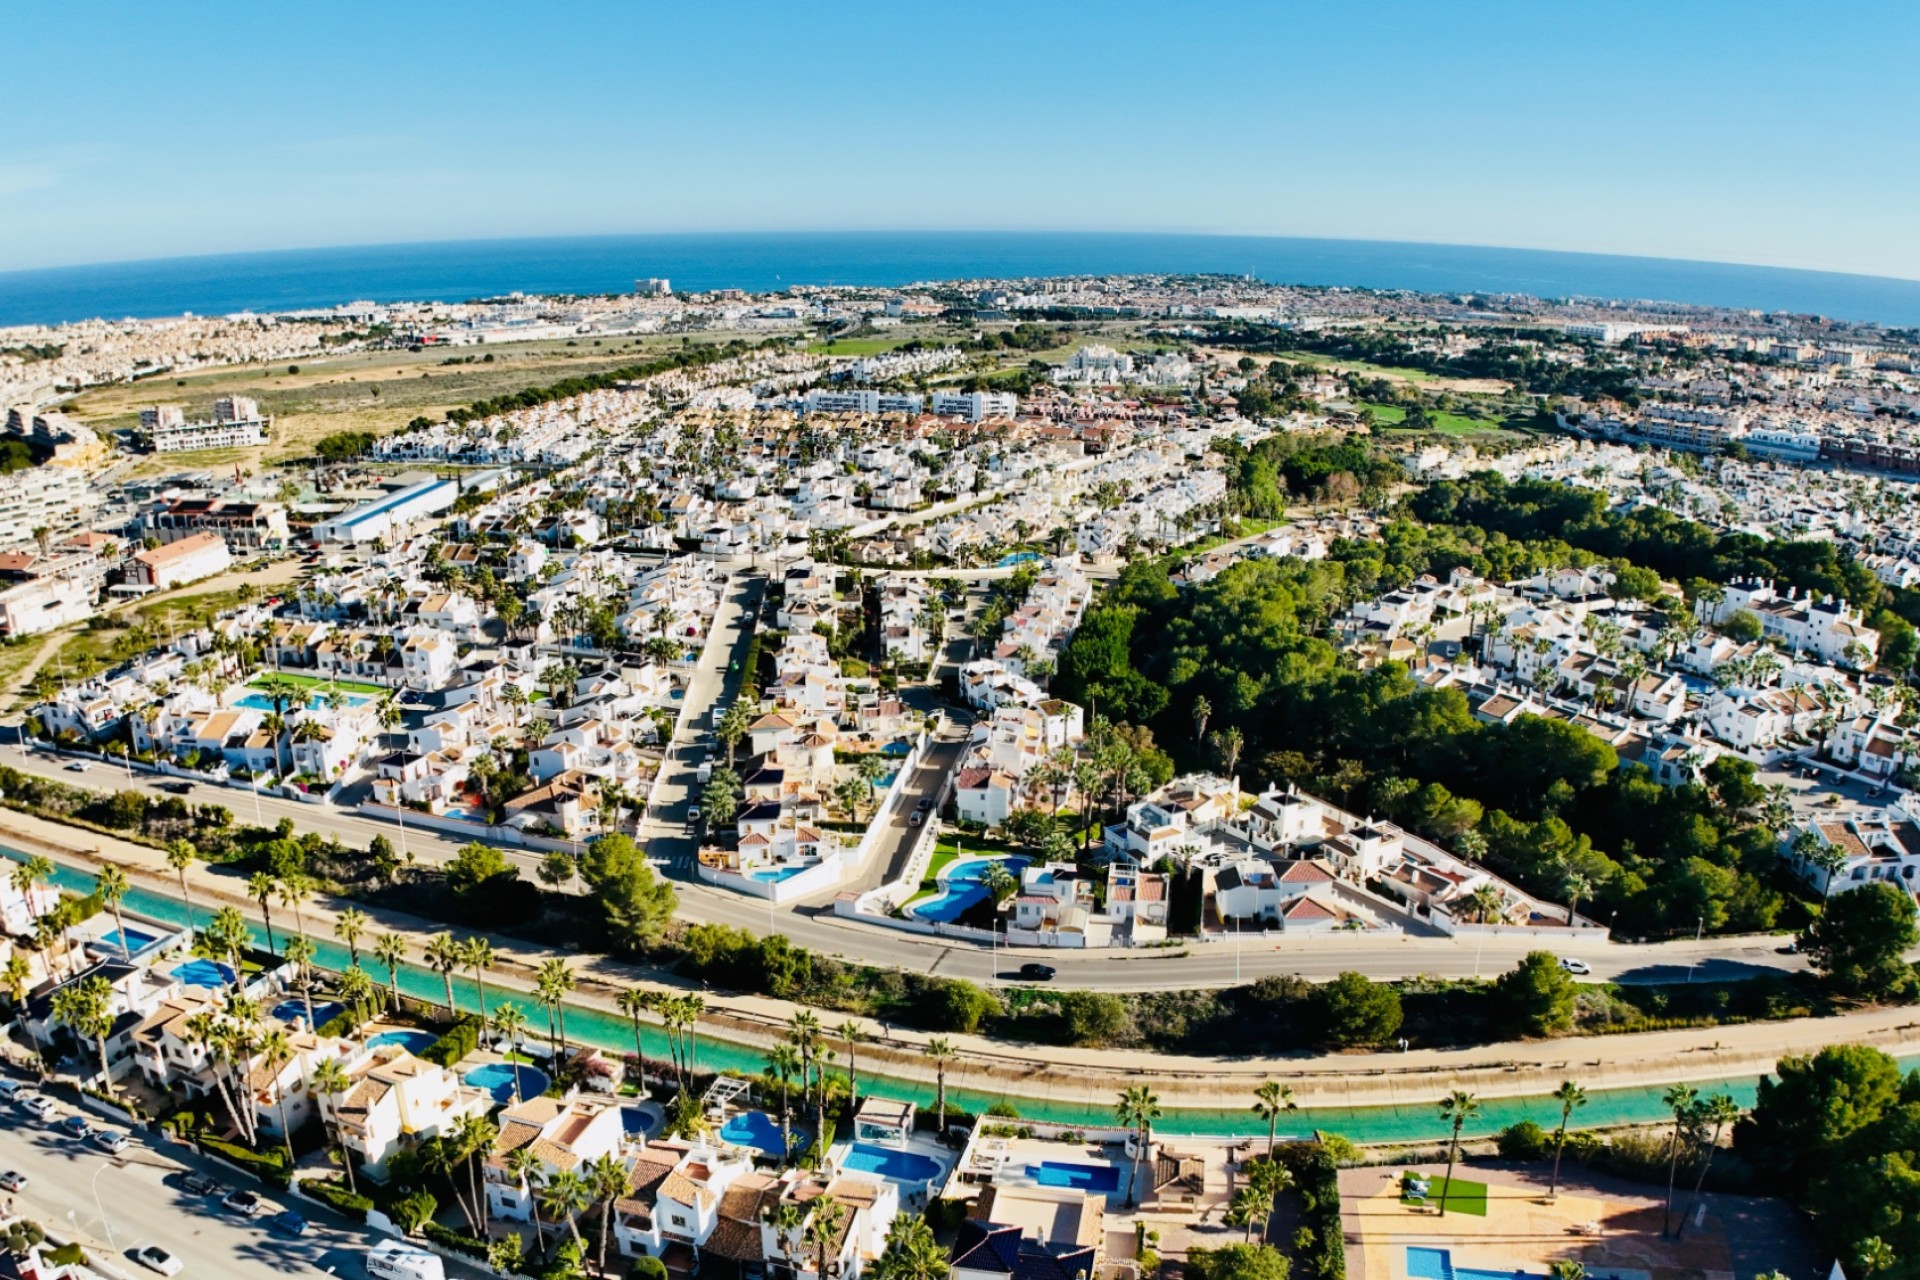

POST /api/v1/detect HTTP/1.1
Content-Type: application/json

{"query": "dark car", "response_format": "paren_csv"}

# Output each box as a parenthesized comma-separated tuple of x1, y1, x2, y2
(1017, 962, 1057, 982)
(180, 1172, 225, 1197)
(159, 781, 194, 795)
(265, 1210, 308, 1237)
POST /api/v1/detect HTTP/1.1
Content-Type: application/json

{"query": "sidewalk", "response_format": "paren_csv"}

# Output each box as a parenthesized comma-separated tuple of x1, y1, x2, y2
(6, 807, 1918, 1118)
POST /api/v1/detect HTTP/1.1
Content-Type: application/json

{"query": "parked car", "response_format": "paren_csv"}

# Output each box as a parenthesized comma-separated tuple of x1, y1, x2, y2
(686, 805, 701, 825)
(0, 1172, 25, 1193)
(56, 1114, 92, 1140)
(134, 1247, 183, 1277)
(1559, 958, 1592, 975)
(1017, 962, 1057, 982)
(18, 1095, 56, 1121)
(222, 1189, 268, 1217)
(266, 1210, 308, 1238)
(0, 1079, 25, 1101)
(93, 1130, 129, 1154)
(180, 1172, 224, 1197)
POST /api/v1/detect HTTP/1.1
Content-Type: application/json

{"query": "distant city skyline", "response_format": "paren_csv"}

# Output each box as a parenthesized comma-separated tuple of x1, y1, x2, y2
(5, 0, 1918, 280)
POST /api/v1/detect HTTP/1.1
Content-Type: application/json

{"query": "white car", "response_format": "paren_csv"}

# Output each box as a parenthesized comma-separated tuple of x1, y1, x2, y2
(1559, 958, 1592, 975)
(135, 1246, 184, 1276)
(0, 1172, 24, 1193)
(19, 1095, 56, 1121)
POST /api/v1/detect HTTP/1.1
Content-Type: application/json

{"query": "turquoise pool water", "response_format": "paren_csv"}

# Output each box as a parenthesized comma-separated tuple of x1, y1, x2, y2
(172, 959, 234, 988)
(273, 998, 344, 1027)
(367, 1030, 438, 1054)
(913, 856, 1029, 923)
(18, 848, 1905, 1142)
(841, 1143, 942, 1182)
(1409, 1246, 1543, 1280)
(1027, 1160, 1122, 1192)
(750, 866, 808, 883)
(237, 691, 375, 712)
(720, 1110, 797, 1156)
(96, 927, 159, 954)
(464, 1063, 550, 1104)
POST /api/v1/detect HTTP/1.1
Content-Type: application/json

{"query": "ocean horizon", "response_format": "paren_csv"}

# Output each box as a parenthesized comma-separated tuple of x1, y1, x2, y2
(5, 231, 1920, 330)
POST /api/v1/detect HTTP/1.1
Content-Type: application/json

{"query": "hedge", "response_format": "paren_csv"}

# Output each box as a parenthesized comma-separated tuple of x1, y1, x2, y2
(301, 1177, 373, 1222)
(421, 1222, 489, 1259)
(1277, 1140, 1345, 1280)
(420, 1014, 482, 1068)
(200, 1135, 292, 1187)
(316, 996, 383, 1040)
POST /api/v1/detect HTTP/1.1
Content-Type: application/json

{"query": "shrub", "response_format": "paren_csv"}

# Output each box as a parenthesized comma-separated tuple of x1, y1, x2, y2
(388, 1188, 438, 1234)
(1276, 1141, 1344, 1280)
(199, 1135, 291, 1187)
(1496, 1120, 1549, 1160)
(421, 1014, 482, 1068)
(301, 1177, 373, 1221)
(632, 1258, 669, 1280)
(421, 1222, 489, 1259)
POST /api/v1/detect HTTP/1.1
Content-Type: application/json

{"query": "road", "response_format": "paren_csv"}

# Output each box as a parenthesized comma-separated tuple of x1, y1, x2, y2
(0, 1088, 481, 1280)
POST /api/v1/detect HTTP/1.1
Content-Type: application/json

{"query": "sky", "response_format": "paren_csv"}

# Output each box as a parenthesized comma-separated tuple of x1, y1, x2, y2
(4, 0, 1918, 280)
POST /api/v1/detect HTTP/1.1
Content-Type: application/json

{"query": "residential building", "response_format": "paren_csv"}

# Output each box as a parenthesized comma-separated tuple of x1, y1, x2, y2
(128, 530, 232, 590)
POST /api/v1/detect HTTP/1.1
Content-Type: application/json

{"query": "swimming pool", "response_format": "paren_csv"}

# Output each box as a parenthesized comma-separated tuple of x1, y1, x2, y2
(172, 959, 235, 988)
(1408, 1247, 1544, 1280)
(840, 1143, 943, 1183)
(719, 1110, 799, 1156)
(750, 866, 810, 883)
(464, 1063, 551, 1105)
(272, 998, 344, 1028)
(367, 1030, 438, 1054)
(96, 927, 159, 954)
(236, 691, 375, 712)
(622, 1105, 660, 1137)
(911, 857, 1029, 923)
(1026, 1161, 1122, 1193)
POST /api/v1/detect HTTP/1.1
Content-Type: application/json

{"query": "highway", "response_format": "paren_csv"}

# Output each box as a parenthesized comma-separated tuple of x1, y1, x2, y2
(0, 1085, 483, 1280)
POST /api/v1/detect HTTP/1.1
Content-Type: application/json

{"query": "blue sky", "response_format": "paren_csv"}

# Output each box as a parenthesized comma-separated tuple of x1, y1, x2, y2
(4, 0, 1917, 279)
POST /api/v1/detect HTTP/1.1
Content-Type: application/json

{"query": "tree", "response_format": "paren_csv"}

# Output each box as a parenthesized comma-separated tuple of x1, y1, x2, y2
(1243, 1158, 1291, 1244)
(285, 935, 318, 1026)
(165, 840, 197, 939)
(1801, 882, 1919, 999)
(588, 1151, 628, 1276)
(578, 834, 678, 951)
(373, 933, 407, 1011)
(617, 988, 654, 1098)
(1252, 1081, 1297, 1162)
(1548, 1080, 1588, 1198)
(311, 1055, 357, 1193)
(506, 1147, 548, 1251)
(1184, 1243, 1291, 1280)
(1734, 1044, 1904, 1189)
(425, 932, 462, 1016)
(1117, 1084, 1163, 1209)
(1437, 1091, 1480, 1217)
(768, 1043, 802, 1161)
(334, 906, 369, 968)
(1192, 695, 1213, 744)
(94, 864, 132, 961)
(923, 1037, 956, 1133)
(1313, 972, 1402, 1048)
(491, 1004, 531, 1103)
(460, 936, 496, 1033)
(248, 872, 280, 953)
(1857, 1238, 1897, 1279)
(804, 1194, 846, 1280)
(542, 1169, 592, 1248)
(258, 1026, 299, 1166)
(1676, 1093, 1741, 1240)
(838, 1020, 865, 1115)
(1661, 1084, 1700, 1236)
(1228, 1185, 1270, 1244)
(1493, 951, 1580, 1036)
(538, 850, 577, 893)
(869, 1214, 947, 1280)
(50, 975, 114, 1097)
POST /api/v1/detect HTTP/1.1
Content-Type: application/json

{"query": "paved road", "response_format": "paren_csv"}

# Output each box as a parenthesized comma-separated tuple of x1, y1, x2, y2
(0, 1087, 481, 1280)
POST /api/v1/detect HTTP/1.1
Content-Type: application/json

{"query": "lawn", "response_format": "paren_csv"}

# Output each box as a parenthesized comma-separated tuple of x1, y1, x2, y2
(248, 672, 388, 696)
(1403, 1176, 1488, 1216)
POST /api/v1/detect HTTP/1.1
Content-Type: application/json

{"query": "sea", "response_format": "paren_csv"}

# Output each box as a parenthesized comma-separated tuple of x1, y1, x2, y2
(5, 231, 1920, 329)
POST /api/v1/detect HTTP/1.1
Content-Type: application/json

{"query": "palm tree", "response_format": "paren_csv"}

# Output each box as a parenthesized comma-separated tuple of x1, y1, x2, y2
(768, 1043, 802, 1162)
(617, 988, 654, 1098)
(247, 872, 280, 952)
(804, 1194, 846, 1280)
(837, 1020, 865, 1115)
(1676, 1093, 1740, 1239)
(588, 1152, 628, 1276)
(1661, 1084, 1700, 1236)
(506, 1146, 548, 1252)
(1548, 1080, 1588, 1198)
(923, 1037, 956, 1134)
(1247, 1157, 1292, 1240)
(92, 863, 133, 961)
(50, 975, 114, 1097)
(766, 1202, 806, 1278)
(1466, 882, 1506, 925)
(284, 935, 318, 1026)
(1191, 695, 1212, 744)
(460, 936, 496, 1029)
(426, 1129, 482, 1235)
(184, 1011, 248, 1142)
(373, 933, 407, 1011)
(197, 906, 252, 995)
(338, 965, 376, 1010)
(869, 1214, 947, 1280)
(543, 1169, 592, 1248)
(0, 956, 31, 1010)
(1228, 1184, 1270, 1244)
(165, 840, 198, 939)
(334, 907, 369, 968)
(258, 1026, 299, 1166)
(1561, 871, 1592, 927)
(537, 958, 576, 1052)
(1546, 1263, 1586, 1280)
(1116, 1085, 1162, 1210)
(1252, 1081, 1297, 1162)
(1857, 1238, 1897, 1279)
(493, 1003, 531, 1104)
(455, 1113, 498, 1233)
(425, 933, 461, 1016)
(310, 1055, 358, 1193)
(1437, 1091, 1480, 1217)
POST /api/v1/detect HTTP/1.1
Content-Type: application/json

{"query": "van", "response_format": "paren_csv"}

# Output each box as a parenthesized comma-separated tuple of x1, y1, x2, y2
(696, 761, 713, 784)
(0, 1080, 22, 1101)
(366, 1240, 446, 1280)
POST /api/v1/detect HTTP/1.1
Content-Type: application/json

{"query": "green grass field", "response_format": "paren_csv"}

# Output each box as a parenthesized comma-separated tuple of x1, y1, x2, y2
(1402, 1176, 1488, 1216)
(248, 672, 388, 697)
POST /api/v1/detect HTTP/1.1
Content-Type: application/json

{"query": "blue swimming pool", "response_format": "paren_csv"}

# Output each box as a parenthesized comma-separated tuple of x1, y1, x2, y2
(1408, 1247, 1544, 1280)
(236, 691, 374, 712)
(272, 999, 344, 1028)
(622, 1105, 660, 1137)
(720, 1110, 799, 1156)
(912, 857, 1029, 923)
(750, 866, 809, 883)
(367, 1030, 438, 1054)
(172, 958, 235, 988)
(96, 927, 159, 954)
(464, 1063, 550, 1105)
(1026, 1161, 1121, 1193)
(841, 1143, 943, 1183)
